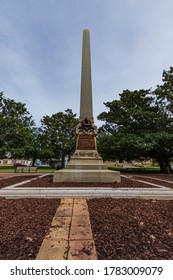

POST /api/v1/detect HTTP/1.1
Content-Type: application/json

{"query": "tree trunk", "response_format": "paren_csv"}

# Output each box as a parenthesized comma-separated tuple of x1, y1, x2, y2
(61, 156, 65, 169)
(158, 159, 170, 173)
(32, 157, 37, 167)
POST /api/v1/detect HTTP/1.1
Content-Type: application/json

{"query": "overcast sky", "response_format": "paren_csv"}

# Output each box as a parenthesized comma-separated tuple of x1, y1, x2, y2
(0, 0, 173, 126)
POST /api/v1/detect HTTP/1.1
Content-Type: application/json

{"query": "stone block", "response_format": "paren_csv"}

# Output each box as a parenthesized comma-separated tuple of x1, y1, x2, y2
(60, 198, 74, 204)
(68, 240, 97, 260)
(51, 216, 71, 228)
(55, 206, 73, 217)
(73, 198, 87, 204)
(73, 205, 89, 216)
(69, 226, 93, 240)
(66, 157, 107, 170)
(46, 226, 69, 240)
(71, 215, 91, 227)
(36, 239, 69, 260)
(53, 169, 121, 183)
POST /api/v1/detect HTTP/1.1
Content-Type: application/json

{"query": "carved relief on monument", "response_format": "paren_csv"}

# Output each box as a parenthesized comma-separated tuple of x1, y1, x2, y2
(73, 151, 100, 158)
(77, 134, 96, 150)
(76, 118, 97, 135)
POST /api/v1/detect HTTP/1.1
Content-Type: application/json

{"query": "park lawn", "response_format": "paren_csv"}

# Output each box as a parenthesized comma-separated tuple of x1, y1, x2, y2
(0, 166, 15, 173)
(0, 165, 160, 173)
(0, 166, 56, 173)
(108, 165, 160, 172)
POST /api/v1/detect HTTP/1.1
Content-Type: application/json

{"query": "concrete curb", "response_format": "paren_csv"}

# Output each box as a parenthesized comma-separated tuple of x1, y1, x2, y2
(1, 187, 173, 199)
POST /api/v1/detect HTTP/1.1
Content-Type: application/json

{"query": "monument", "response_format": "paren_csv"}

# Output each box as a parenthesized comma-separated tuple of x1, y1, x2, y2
(53, 29, 120, 182)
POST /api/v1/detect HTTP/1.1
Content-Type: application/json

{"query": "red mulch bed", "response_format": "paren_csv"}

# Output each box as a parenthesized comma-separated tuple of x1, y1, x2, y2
(16, 175, 159, 188)
(132, 176, 173, 189)
(1, 196, 173, 259)
(0, 175, 38, 189)
(88, 198, 173, 259)
(0, 198, 60, 259)
(1, 174, 173, 260)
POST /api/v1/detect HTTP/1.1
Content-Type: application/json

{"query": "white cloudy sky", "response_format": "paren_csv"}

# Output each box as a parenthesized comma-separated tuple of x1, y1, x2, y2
(0, 0, 173, 126)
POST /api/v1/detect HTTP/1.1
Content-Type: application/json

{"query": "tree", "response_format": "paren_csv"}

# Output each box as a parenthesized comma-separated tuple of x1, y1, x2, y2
(0, 92, 35, 159)
(23, 127, 43, 166)
(97, 70, 173, 173)
(97, 131, 145, 163)
(40, 109, 78, 168)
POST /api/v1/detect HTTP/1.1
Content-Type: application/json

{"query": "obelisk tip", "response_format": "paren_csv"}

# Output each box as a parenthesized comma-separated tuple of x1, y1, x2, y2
(83, 28, 90, 34)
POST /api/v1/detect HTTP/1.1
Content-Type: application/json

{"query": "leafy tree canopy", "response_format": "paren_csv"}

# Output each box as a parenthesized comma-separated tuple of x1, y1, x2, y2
(97, 67, 173, 173)
(0, 92, 35, 159)
(39, 109, 78, 168)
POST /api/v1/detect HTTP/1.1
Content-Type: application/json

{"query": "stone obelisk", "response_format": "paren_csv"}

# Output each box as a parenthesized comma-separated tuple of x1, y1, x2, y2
(53, 29, 120, 182)
(76, 29, 97, 152)
(80, 29, 93, 121)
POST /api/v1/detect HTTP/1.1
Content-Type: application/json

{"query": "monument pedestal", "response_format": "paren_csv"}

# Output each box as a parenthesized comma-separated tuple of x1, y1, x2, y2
(53, 169, 120, 183)
(53, 149, 121, 183)
(66, 150, 107, 170)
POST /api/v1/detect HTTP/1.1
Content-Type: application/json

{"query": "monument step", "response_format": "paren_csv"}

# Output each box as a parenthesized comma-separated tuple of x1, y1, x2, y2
(66, 155, 108, 170)
(53, 169, 121, 183)
(66, 164, 107, 170)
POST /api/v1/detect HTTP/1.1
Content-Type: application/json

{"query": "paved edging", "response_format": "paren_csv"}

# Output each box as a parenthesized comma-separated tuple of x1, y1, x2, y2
(36, 198, 97, 260)
(1, 173, 173, 200)
(1, 187, 173, 199)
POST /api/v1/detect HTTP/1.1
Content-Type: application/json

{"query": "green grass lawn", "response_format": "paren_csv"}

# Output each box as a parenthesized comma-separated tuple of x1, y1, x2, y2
(0, 166, 56, 173)
(37, 167, 56, 173)
(0, 166, 15, 173)
(0, 165, 160, 174)
(108, 165, 160, 173)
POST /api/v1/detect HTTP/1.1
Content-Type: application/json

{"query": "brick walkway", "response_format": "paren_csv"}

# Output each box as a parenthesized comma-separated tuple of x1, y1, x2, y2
(36, 198, 97, 260)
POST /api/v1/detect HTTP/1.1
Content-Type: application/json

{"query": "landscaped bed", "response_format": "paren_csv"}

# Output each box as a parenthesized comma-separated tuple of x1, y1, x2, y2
(88, 198, 173, 259)
(1, 174, 173, 260)
(0, 198, 60, 259)
(13, 175, 159, 188)
(0, 175, 39, 189)
(0, 197, 173, 259)
(132, 175, 173, 189)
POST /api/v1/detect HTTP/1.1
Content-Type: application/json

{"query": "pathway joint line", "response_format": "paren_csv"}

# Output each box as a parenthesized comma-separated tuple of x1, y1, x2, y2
(133, 175, 173, 184)
(132, 179, 171, 189)
(2, 173, 50, 190)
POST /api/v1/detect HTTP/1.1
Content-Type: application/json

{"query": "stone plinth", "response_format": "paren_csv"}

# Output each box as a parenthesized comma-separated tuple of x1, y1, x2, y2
(53, 169, 121, 183)
(53, 149, 121, 183)
(66, 150, 107, 170)
(53, 151, 121, 183)
(67, 159, 107, 170)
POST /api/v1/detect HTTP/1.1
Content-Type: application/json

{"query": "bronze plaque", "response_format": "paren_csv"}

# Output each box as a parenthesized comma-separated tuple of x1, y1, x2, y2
(77, 135, 96, 150)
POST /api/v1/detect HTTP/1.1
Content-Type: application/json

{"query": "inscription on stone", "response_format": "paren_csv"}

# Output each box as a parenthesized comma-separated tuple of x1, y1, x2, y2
(77, 135, 96, 150)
